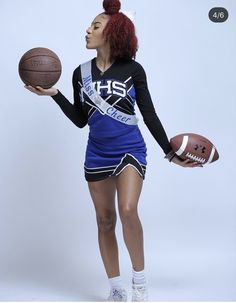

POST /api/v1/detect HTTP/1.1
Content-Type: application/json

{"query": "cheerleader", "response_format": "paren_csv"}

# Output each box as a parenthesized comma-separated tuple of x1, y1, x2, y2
(25, 0, 201, 300)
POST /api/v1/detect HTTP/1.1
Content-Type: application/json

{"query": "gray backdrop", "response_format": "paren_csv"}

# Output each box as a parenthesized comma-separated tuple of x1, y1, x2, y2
(0, 0, 235, 301)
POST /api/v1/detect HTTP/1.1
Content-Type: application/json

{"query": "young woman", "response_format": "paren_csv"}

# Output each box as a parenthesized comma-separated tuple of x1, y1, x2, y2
(25, 0, 201, 301)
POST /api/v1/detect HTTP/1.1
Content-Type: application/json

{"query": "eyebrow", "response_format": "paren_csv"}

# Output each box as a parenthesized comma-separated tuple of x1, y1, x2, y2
(92, 21, 102, 25)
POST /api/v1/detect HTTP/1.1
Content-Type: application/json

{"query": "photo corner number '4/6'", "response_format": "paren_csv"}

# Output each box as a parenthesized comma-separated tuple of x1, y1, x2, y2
(208, 7, 228, 23)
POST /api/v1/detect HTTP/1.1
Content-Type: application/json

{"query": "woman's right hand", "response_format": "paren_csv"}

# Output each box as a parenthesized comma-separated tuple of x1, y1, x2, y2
(24, 85, 58, 96)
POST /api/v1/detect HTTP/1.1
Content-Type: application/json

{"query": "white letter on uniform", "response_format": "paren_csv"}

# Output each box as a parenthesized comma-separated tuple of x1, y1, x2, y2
(96, 80, 112, 95)
(112, 81, 126, 98)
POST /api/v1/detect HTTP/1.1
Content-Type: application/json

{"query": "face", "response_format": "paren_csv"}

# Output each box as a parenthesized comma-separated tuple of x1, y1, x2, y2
(85, 14, 110, 50)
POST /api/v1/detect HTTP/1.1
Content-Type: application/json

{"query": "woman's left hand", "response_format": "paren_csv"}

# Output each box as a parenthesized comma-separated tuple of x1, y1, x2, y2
(171, 155, 203, 168)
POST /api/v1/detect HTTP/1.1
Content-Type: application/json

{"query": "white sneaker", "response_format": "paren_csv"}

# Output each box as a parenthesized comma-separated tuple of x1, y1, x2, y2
(132, 283, 148, 301)
(107, 288, 127, 301)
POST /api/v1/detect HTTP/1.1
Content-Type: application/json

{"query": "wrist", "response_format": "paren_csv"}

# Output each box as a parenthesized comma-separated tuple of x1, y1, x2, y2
(51, 89, 58, 96)
(164, 150, 175, 162)
(169, 154, 177, 162)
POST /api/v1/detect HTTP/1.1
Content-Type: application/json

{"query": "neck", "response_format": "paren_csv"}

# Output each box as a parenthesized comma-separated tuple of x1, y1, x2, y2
(96, 47, 114, 71)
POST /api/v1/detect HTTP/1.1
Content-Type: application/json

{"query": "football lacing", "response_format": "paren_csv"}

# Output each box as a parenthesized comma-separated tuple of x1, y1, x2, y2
(186, 152, 206, 164)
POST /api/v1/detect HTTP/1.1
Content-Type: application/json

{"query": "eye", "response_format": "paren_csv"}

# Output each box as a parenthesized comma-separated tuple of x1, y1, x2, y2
(94, 26, 100, 30)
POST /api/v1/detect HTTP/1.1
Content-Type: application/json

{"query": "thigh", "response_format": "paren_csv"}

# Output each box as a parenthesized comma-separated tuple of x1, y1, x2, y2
(116, 166, 143, 211)
(88, 176, 117, 216)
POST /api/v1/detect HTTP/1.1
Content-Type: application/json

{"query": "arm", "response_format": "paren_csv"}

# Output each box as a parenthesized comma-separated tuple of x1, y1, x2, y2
(132, 63, 202, 168)
(133, 63, 172, 155)
(25, 68, 88, 128)
(51, 69, 88, 128)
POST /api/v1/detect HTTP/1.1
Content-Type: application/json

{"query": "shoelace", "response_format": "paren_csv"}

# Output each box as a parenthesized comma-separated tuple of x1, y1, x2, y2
(112, 289, 123, 299)
(132, 285, 147, 301)
(111, 289, 125, 300)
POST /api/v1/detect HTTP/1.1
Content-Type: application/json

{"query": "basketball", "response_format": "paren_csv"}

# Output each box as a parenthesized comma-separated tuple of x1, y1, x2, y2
(18, 47, 62, 89)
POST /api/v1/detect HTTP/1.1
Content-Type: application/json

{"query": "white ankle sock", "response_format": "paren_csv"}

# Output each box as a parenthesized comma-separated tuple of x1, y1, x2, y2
(132, 269, 146, 285)
(109, 276, 123, 290)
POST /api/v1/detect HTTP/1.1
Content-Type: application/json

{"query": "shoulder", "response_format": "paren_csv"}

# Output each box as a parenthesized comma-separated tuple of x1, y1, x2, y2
(72, 62, 86, 84)
(124, 60, 147, 82)
(73, 58, 95, 79)
(118, 59, 145, 70)
(127, 60, 147, 77)
(73, 65, 81, 78)
(115, 59, 147, 80)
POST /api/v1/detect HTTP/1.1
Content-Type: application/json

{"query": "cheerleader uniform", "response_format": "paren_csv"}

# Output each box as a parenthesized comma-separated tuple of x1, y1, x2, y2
(52, 58, 172, 182)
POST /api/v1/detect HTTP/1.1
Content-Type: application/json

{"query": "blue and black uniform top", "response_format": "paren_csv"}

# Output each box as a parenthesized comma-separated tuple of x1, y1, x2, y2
(52, 58, 172, 181)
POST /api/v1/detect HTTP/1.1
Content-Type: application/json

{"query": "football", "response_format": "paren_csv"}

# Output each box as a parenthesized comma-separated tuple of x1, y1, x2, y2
(170, 133, 219, 164)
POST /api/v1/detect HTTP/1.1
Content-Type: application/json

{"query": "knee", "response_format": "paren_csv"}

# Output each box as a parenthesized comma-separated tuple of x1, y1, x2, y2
(97, 212, 116, 233)
(119, 206, 138, 226)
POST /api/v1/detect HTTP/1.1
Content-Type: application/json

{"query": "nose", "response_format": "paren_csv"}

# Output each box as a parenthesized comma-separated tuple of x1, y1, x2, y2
(86, 26, 92, 34)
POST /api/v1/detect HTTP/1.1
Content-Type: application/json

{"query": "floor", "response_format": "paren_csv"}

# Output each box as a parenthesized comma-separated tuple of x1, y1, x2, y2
(0, 249, 235, 301)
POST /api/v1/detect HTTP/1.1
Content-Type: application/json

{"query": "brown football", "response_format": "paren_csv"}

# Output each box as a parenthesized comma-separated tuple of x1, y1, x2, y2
(170, 133, 219, 164)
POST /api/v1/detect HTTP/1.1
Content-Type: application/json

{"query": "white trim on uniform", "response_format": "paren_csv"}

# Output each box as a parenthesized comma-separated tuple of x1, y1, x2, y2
(85, 169, 115, 174)
(112, 153, 146, 176)
(124, 76, 132, 83)
(81, 60, 138, 125)
(114, 163, 143, 178)
(125, 97, 135, 106)
(111, 97, 122, 107)
(84, 164, 117, 170)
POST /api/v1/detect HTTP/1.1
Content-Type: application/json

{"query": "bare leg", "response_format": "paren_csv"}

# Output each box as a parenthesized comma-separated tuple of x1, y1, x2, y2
(116, 166, 144, 271)
(88, 176, 120, 278)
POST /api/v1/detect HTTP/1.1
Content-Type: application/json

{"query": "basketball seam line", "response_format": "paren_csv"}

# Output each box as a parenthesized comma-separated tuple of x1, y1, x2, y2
(19, 69, 61, 73)
(19, 54, 60, 64)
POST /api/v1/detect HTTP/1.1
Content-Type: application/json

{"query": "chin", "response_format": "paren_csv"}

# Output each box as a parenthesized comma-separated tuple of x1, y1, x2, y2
(86, 43, 95, 49)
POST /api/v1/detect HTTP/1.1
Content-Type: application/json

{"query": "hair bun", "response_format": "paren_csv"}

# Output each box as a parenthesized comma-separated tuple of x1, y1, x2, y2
(103, 0, 121, 15)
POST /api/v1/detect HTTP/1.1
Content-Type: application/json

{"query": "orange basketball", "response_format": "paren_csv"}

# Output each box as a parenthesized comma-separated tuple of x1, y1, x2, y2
(18, 47, 62, 88)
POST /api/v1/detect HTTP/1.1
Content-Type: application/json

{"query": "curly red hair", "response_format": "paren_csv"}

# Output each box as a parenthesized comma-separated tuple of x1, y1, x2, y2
(102, 0, 138, 61)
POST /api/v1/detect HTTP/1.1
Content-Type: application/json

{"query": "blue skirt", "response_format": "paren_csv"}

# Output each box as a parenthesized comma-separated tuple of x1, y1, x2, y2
(84, 125, 147, 182)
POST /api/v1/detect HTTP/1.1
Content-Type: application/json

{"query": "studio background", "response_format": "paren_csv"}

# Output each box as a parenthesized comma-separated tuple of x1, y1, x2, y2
(0, 0, 235, 301)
